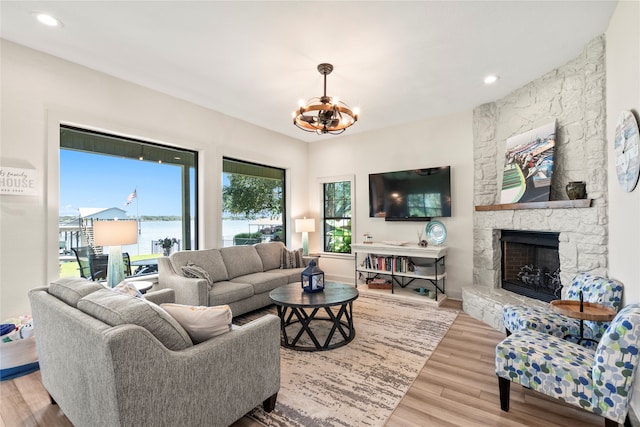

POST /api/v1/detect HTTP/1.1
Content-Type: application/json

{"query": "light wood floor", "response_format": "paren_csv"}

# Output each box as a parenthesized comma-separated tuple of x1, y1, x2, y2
(1, 300, 606, 427)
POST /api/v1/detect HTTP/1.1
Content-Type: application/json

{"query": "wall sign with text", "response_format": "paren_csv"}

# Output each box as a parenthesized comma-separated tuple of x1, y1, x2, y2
(0, 166, 39, 196)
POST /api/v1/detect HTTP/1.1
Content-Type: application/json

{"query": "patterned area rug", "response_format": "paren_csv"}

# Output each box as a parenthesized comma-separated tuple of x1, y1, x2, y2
(235, 292, 458, 427)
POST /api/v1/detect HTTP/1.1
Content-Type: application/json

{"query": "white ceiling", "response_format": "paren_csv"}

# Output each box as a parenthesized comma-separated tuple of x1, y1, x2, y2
(0, 1, 617, 142)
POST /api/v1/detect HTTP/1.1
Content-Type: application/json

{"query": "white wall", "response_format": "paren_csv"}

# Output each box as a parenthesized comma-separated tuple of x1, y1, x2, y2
(307, 111, 474, 300)
(0, 40, 309, 319)
(607, 1, 640, 305)
(606, 1, 640, 419)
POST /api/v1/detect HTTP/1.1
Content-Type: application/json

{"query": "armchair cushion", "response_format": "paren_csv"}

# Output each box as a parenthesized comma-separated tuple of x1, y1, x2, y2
(161, 303, 232, 343)
(48, 277, 104, 307)
(503, 304, 585, 343)
(78, 288, 193, 351)
(496, 328, 595, 410)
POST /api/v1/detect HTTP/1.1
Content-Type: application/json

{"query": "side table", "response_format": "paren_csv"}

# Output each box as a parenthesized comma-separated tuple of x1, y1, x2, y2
(132, 281, 154, 294)
(550, 300, 616, 345)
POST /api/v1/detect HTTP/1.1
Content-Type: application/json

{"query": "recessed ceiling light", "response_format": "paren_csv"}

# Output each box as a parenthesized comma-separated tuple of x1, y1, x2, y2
(34, 12, 63, 28)
(484, 74, 499, 85)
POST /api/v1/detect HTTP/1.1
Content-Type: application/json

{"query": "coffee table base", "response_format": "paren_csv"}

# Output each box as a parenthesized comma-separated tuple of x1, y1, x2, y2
(277, 302, 355, 351)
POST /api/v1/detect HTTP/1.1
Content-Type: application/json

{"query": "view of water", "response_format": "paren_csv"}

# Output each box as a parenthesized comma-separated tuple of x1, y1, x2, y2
(63, 219, 275, 256)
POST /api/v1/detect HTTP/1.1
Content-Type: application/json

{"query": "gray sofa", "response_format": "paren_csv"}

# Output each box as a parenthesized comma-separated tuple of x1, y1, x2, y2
(29, 278, 280, 427)
(158, 241, 316, 316)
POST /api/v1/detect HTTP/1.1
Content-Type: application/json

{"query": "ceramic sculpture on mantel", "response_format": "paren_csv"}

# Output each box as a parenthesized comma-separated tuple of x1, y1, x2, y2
(565, 181, 587, 200)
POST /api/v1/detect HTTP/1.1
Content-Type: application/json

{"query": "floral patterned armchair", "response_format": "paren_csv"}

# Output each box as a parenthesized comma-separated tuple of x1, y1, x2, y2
(503, 273, 624, 347)
(496, 304, 640, 427)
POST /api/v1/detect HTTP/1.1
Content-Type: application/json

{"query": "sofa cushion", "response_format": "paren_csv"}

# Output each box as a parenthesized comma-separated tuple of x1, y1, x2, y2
(281, 247, 304, 269)
(230, 272, 288, 294)
(77, 288, 193, 351)
(220, 246, 264, 279)
(161, 303, 232, 343)
(180, 263, 213, 288)
(49, 277, 105, 307)
(169, 249, 229, 283)
(266, 267, 307, 284)
(208, 281, 254, 306)
(255, 242, 286, 271)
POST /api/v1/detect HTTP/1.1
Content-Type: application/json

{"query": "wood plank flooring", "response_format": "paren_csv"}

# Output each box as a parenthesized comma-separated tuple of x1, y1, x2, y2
(1, 300, 606, 427)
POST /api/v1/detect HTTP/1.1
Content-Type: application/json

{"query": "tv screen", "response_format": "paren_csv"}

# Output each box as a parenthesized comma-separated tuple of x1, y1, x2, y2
(369, 166, 451, 220)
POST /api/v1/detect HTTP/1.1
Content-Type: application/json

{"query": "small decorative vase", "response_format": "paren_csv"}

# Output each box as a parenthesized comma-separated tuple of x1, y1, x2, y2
(565, 181, 586, 200)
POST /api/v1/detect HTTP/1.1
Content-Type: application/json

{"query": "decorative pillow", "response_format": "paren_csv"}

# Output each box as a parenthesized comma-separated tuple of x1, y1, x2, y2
(78, 288, 192, 351)
(48, 277, 105, 307)
(161, 303, 232, 344)
(281, 248, 304, 269)
(181, 262, 213, 289)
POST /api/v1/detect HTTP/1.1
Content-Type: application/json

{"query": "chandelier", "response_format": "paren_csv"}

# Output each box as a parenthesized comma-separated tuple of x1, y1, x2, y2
(292, 63, 359, 135)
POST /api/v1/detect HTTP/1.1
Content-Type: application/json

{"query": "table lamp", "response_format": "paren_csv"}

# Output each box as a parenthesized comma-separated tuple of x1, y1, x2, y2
(93, 219, 138, 287)
(295, 218, 315, 256)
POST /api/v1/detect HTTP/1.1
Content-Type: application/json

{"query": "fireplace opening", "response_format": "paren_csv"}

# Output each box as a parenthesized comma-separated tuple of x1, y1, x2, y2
(501, 230, 561, 302)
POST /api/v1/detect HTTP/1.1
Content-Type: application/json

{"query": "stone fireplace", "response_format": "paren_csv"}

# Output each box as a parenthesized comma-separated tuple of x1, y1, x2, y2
(462, 36, 608, 331)
(500, 230, 560, 302)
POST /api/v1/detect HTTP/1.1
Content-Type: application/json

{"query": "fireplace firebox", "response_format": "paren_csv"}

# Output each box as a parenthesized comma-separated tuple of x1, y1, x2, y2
(500, 230, 561, 302)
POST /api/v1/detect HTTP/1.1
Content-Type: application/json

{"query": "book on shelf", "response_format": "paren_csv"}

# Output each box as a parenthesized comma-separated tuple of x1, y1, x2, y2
(363, 254, 412, 273)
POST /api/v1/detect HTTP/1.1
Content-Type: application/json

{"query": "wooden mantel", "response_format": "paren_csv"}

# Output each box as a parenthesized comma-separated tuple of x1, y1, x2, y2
(475, 199, 592, 211)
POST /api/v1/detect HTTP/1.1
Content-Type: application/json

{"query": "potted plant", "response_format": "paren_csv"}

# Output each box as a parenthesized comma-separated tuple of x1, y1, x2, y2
(158, 237, 178, 256)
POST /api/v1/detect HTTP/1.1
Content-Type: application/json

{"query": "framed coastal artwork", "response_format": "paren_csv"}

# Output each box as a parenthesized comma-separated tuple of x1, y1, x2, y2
(500, 121, 556, 204)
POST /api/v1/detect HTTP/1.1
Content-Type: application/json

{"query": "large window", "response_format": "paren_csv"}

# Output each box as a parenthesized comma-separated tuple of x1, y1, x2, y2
(59, 126, 197, 278)
(322, 178, 353, 254)
(222, 158, 285, 247)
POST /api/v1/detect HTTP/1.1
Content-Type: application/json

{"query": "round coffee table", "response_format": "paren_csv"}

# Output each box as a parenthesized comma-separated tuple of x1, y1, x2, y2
(269, 282, 359, 351)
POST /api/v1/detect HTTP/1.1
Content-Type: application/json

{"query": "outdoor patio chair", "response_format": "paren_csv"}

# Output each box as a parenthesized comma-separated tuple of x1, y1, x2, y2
(496, 303, 640, 427)
(90, 253, 132, 282)
(71, 246, 93, 280)
(503, 273, 623, 347)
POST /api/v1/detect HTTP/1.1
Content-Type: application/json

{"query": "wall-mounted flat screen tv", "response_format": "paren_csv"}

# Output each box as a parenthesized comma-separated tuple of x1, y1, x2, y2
(369, 166, 451, 221)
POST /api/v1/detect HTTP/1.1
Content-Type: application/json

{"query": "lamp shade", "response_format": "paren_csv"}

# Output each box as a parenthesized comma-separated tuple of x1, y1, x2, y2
(295, 218, 315, 233)
(94, 220, 138, 246)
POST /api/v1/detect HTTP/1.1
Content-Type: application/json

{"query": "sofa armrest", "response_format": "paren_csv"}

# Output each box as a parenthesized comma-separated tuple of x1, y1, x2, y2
(157, 256, 208, 306)
(143, 288, 175, 305)
(107, 314, 281, 426)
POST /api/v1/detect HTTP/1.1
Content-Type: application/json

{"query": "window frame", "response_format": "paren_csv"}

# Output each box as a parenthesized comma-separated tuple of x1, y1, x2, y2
(58, 125, 199, 278)
(318, 175, 355, 257)
(221, 157, 286, 247)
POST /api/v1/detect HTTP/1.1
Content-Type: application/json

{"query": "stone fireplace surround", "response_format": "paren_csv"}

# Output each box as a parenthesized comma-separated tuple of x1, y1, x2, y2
(462, 36, 608, 331)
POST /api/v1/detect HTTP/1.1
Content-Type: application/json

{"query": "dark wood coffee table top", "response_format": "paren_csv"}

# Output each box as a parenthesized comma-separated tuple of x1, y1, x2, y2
(269, 282, 359, 308)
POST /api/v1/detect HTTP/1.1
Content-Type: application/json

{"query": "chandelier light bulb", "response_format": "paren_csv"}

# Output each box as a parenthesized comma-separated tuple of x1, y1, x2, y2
(298, 99, 305, 107)
(353, 107, 360, 116)
(332, 97, 339, 105)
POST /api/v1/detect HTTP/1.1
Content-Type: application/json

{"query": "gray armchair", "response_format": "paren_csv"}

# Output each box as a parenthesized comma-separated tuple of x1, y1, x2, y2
(29, 283, 280, 427)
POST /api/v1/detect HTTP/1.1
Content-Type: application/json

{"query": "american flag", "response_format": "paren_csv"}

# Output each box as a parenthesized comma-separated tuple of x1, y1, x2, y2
(124, 189, 137, 206)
